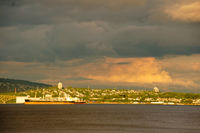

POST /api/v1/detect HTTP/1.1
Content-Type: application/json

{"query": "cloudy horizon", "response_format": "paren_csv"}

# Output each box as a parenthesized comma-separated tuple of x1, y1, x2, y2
(0, 0, 200, 93)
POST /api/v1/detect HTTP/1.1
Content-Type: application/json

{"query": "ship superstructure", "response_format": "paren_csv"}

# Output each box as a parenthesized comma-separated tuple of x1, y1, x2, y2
(23, 91, 86, 104)
(17, 83, 86, 104)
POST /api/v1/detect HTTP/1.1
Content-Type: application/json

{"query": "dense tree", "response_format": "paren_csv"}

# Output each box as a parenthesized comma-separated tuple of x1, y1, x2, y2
(0, 78, 52, 93)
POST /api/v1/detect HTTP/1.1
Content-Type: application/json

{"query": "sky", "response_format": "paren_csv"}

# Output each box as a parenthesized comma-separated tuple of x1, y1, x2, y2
(0, 0, 200, 93)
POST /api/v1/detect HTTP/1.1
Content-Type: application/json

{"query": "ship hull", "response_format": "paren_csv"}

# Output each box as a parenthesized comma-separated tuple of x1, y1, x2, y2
(74, 102, 86, 104)
(24, 100, 75, 104)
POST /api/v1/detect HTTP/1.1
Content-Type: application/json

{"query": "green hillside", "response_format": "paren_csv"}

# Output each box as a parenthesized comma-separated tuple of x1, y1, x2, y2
(0, 78, 52, 93)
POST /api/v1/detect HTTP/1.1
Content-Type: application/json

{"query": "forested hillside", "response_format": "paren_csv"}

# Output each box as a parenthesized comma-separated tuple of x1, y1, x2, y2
(0, 78, 52, 93)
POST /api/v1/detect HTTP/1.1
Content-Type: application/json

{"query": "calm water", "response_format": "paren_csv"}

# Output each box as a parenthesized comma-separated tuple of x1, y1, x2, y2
(0, 104, 200, 133)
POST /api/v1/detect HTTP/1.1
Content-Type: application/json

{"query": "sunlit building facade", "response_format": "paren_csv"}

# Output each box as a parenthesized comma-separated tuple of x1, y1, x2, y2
(58, 82, 62, 89)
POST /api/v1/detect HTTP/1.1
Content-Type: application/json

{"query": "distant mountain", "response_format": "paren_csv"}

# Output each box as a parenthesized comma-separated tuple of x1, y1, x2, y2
(0, 78, 52, 93)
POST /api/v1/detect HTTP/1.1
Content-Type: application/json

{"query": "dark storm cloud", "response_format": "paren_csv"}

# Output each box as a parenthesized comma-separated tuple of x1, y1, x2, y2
(66, 77, 94, 81)
(110, 26, 200, 57)
(0, 0, 199, 62)
(0, 0, 150, 26)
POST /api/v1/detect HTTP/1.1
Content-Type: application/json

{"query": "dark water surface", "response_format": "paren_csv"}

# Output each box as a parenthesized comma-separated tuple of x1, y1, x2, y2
(0, 104, 200, 133)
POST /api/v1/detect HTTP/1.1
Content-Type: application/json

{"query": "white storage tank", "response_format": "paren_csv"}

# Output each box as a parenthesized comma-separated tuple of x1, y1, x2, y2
(153, 87, 159, 93)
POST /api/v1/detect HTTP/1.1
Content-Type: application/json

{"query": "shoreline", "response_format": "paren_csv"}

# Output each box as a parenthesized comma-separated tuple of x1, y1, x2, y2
(86, 103, 200, 106)
(1, 103, 199, 106)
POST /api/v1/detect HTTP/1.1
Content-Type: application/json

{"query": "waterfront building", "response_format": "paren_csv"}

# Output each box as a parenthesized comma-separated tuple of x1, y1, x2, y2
(16, 96, 29, 103)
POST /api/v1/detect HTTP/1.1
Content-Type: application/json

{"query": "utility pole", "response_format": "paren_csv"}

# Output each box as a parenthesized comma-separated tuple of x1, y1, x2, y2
(59, 91, 60, 98)
(42, 88, 45, 100)
(35, 86, 38, 100)
(35, 90, 37, 100)
(51, 92, 53, 101)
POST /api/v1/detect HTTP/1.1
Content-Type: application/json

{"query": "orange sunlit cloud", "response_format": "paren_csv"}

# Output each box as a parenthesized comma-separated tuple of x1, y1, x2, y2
(74, 58, 168, 83)
(68, 56, 199, 89)
(1, 55, 200, 90)
(148, 0, 200, 23)
(102, 57, 172, 83)
(161, 54, 200, 72)
(165, 1, 200, 22)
